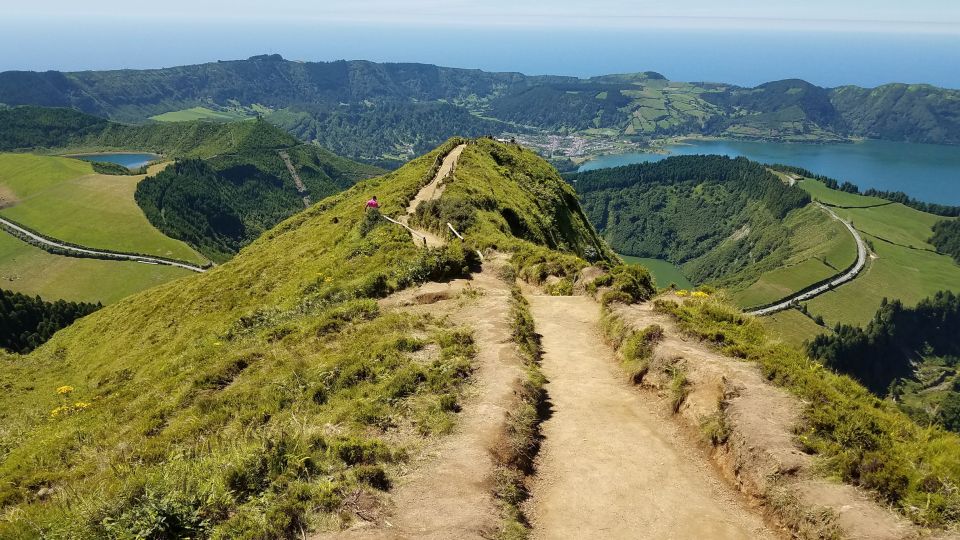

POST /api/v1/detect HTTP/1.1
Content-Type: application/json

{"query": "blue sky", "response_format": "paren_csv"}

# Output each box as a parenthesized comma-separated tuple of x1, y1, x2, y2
(8, 0, 960, 32)
(2, 1, 959, 87)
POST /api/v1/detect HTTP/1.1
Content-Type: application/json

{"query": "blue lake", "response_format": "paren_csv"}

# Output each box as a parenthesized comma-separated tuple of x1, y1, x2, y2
(74, 153, 159, 170)
(579, 139, 960, 206)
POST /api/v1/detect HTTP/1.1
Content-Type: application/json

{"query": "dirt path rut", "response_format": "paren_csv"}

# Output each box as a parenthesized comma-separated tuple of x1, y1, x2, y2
(316, 256, 522, 539)
(525, 295, 774, 539)
(390, 144, 466, 248)
(278, 150, 312, 208)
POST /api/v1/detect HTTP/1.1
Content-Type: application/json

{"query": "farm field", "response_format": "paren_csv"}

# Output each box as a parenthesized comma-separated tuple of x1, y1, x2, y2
(0, 154, 207, 264)
(732, 204, 857, 308)
(758, 307, 829, 347)
(785, 179, 960, 331)
(0, 232, 192, 303)
(149, 106, 250, 122)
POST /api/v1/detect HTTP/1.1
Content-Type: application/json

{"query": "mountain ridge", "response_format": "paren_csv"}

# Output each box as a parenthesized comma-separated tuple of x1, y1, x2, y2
(2, 56, 959, 165)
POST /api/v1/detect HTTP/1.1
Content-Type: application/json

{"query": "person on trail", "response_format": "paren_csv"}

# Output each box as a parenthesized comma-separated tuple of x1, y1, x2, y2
(365, 195, 380, 211)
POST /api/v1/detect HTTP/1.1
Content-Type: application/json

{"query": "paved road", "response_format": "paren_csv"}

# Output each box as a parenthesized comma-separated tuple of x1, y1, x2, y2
(0, 216, 207, 273)
(748, 203, 866, 316)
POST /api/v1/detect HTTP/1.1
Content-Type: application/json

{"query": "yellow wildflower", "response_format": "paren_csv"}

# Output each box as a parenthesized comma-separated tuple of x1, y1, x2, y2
(56, 385, 74, 395)
(50, 405, 71, 417)
(324, 276, 334, 283)
(676, 290, 689, 297)
(691, 291, 709, 299)
(73, 402, 91, 409)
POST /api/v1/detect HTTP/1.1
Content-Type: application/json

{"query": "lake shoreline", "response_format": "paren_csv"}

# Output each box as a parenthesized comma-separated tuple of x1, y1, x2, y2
(579, 138, 960, 206)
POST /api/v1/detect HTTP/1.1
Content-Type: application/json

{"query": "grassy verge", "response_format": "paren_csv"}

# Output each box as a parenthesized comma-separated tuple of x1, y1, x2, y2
(655, 294, 960, 527)
(492, 286, 547, 539)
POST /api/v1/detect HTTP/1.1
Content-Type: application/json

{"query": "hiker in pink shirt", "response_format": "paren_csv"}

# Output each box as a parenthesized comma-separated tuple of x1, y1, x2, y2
(365, 195, 380, 211)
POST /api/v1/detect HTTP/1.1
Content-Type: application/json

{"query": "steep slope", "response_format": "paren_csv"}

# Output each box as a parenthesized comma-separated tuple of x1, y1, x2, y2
(0, 139, 609, 538)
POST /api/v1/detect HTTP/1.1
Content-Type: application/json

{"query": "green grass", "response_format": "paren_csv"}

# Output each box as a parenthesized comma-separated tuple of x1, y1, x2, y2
(149, 107, 251, 123)
(804, 239, 960, 327)
(0, 232, 192, 304)
(793, 178, 960, 327)
(759, 308, 828, 348)
(733, 205, 857, 308)
(799, 179, 888, 207)
(619, 254, 693, 290)
(0, 153, 206, 264)
(0, 138, 609, 537)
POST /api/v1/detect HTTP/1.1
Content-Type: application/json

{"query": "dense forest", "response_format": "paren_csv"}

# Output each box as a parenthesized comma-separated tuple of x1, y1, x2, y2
(0, 106, 109, 150)
(2, 57, 959, 163)
(0, 289, 100, 353)
(808, 292, 960, 393)
(931, 220, 960, 263)
(570, 155, 810, 285)
(135, 126, 381, 261)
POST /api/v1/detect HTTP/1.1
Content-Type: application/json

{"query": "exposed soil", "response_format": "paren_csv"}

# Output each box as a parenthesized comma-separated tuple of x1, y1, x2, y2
(524, 294, 775, 539)
(393, 144, 466, 248)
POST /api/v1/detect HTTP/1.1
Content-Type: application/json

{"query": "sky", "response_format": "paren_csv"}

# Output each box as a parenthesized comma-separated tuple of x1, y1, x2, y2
(2, 1, 959, 87)
(6, 1, 960, 31)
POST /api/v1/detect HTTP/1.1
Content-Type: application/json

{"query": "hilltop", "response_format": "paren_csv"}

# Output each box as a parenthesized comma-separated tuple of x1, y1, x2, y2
(2, 57, 960, 165)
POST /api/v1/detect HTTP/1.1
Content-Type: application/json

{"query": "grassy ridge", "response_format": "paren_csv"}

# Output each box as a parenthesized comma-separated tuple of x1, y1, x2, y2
(0, 139, 608, 537)
(0, 154, 206, 264)
(150, 107, 252, 123)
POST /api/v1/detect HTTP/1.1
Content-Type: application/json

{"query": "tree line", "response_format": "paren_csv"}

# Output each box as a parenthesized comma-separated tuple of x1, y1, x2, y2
(0, 288, 100, 353)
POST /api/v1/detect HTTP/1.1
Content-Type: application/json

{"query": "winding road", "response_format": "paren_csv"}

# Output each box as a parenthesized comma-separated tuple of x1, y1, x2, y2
(748, 203, 867, 316)
(0, 216, 207, 273)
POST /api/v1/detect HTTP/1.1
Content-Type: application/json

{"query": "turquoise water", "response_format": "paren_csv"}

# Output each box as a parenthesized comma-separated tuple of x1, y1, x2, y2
(75, 153, 158, 169)
(618, 255, 693, 290)
(579, 139, 960, 206)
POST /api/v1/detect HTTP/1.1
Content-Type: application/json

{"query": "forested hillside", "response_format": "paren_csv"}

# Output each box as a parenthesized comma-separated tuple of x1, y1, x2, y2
(0, 289, 100, 353)
(932, 220, 960, 262)
(132, 120, 383, 261)
(2, 57, 959, 164)
(571, 155, 810, 287)
(807, 292, 960, 431)
(0, 108, 383, 261)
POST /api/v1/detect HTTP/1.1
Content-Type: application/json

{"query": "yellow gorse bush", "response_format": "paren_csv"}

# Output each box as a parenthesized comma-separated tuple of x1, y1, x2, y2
(691, 291, 709, 299)
(56, 385, 73, 395)
(675, 290, 689, 297)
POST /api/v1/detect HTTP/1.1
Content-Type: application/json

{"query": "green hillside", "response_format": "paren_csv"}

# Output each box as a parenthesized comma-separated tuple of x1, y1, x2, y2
(0, 139, 609, 538)
(0, 108, 384, 263)
(571, 155, 818, 293)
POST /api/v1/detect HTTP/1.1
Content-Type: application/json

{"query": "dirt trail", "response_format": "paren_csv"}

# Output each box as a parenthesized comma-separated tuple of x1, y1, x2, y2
(316, 255, 523, 539)
(615, 299, 918, 540)
(278, 150, 312, 207)
(391, 144, 466, 248)
(525, 294, 775, 540)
